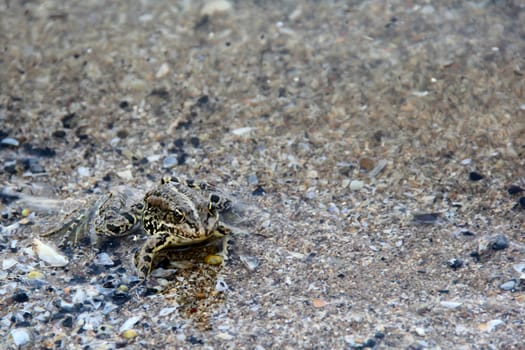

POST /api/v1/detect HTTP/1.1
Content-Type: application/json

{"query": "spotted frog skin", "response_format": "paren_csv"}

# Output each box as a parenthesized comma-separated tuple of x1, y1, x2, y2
(43, 177, 232, 278)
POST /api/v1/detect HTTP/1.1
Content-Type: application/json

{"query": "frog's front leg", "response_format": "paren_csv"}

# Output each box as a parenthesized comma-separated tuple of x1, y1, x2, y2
(133, 233, 174, 278)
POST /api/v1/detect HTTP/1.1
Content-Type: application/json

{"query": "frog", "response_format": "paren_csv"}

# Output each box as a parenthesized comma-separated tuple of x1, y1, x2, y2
(42, 176, 232, 278)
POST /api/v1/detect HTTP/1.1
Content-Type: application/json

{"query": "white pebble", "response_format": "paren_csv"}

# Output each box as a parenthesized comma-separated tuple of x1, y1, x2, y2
(159, 307, 178, 317)
(440, 301, 462, 309)
(481, 319, 504, 332)
(93, 253, 114, 266)
(116, 170, 133, 181)
(155, 63, 170, 79)
(216, 332, 234, 340)
(201, 0, 232, 16)
(10, 328, 32, 346)
(349, 180, 364, 190)
(231, 127, 253, 136)
(77, 166, 90, 177)
(1, 137, 19, 146)
(119, 315, 143, 332)
(215, 278, 229, 292)
(239, 255, 259, 271)
(33, 238, 69, 267)
(415, 327, 426, 336)
(2, 258, 17, 270)
(162, 155, 178, 169)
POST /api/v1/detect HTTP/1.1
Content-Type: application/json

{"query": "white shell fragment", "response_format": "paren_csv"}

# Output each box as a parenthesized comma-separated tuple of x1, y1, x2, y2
(119, 315, 143, 333)
(231, 127, 253, 136)
(440, 301, 462, 309)
(201, 0, 232, 16)
(10, 328, 32, 346)
(2, 258, 18, 270)
(239, 254, 259, 271)
(33, 238, 69, 267)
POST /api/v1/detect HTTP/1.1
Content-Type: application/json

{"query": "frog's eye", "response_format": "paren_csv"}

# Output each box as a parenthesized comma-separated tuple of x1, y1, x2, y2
(208, 194, 221, 210)
(171, 209, 185, 223)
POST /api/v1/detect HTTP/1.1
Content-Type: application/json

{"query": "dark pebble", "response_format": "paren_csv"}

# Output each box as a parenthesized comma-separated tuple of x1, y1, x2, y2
(61, 113, 78, 129)
(461, 230, 475, 236)
(177, 152, 187, 165)
(102, 173, 112, 181)
(508, 185, 524, 195)
(150, 88, 170, 99)
(187, 335, 204, 345)
(363, 339, 376, 348)
(12, 291, 29, 303)
(252, 186, 266, 196)
(469, 171, 484, 181)
(21, 158, 45, 173)
(519, 197, 525, 209)
(470, 251, 480, 262)
(0, 191, 20, 205)
(116, 129, 129, 139)
(111, 290, 131, 305)
(491, 235, 509, 251)
(412, 213, 439, 224)
(190, 136, 200, 148)
(196, 95, 209, 106)
(119, 100, 129, 109)
(447, 258, 464, 269)
(23, 144, 56, 157)
(374, 332, 385, 339)
(173, 138, 184, 148)
(62, 315, 73, 328)
(52, 130, 67, 138)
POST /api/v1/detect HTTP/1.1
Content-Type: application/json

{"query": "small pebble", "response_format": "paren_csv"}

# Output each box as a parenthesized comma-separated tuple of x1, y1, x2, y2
(349, 180, 364, 191)
(119, 315, 142, 332)
(414, 327, 426, 337)
(513, 263, 525, 274)
(201, 0, 233, 16)
(204, 254, 223, 266)
(478, 319, 504, 332)
(440, 301, 462, 309)
(93, 253, 114, 266)
(469, 171, 484, 181)
(2, 258, 17, 270)
(252, 186, 266, 196)
(359, 157, 375, 171)
(490, 235, 509, 251)
(1, 137, 20, 147)
(162, 155, 178, 169)
(77, 166, 90, 177)
(116, 169, 133, 181)
(246, 173, 258, 185)
(412, 213, 439, 224)
(239, 254, 259, 271)
(33, 238, 69, 267)
(216, 332, 235, 340)
(231, 127, 253, 136)
(499, 280, 516, 291)
(122, 329, 138, 339)
(519, 197, 525, 209)
(155, 63, 170, 79)
(507, 185, 523, 195)
(10, 328, 32, 346)
(447, 258, 463, 270)
(27, 270, 43, 279)
(215, 278, 228, 292)
(159, 307, 178, 317)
